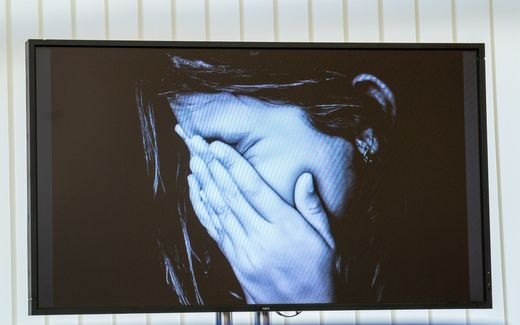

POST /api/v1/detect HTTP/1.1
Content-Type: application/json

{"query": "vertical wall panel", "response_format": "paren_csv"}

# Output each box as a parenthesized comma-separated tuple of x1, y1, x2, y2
(183, 313, 215, 325)
(241, 0, 274, 41)
(75, 0, 106, 39)
(455, 1, 506, 324)
(0, 0, 13, 324)
(142, 0, 172, 40)
(357, 310, 392, 325)
(82, 315, 115, 325)
(47, 314, 79, 325)
(381, 0, 416, 42)
(108, 0, 139, 39)
(417, 0, 452, 42)
(42, 0, 72, 38)
(347, 0, 379, 42)
(115, 314, 148, 325)
(10, 1, 45, 324)
(276, 0, 309, 41)
(268, 313, 285, 325)
(280, 311, 320, 325)
(417, 0, 466, 323)
(493, 0, 520, 324)
(311, 0, 344, 42)
(393, 310, 429, 325)
(322, 311, 356, 325)
(175, 0, 206, 41)
(232, 312, 252, 325)
(149, 313, 181, 325)
(207, 0, 240, 40)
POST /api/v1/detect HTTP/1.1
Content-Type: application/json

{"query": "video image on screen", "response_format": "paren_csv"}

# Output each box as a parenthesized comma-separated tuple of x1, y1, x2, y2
(31, 45, 489, 312)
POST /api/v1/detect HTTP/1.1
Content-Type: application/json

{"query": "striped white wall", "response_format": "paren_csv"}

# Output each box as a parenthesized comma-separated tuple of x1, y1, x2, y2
(0, 0, 518, 324)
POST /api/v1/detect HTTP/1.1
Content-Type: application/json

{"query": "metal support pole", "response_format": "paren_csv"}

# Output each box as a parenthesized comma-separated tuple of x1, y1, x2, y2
(216, 312, 233, 325)
(254, 311, 270, 325)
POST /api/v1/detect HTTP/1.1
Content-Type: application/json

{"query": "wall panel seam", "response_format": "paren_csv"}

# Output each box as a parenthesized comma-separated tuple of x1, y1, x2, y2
(273, 0, 279, 41)
(451, 0, 457, 42)
(171, 0, 176, 40)
(488, 0, 509, 323)
(204, 0, 210, 41)
(5, 0, 17, 324)
(307, 0, 313, 42)
(38, 0, 43, 38)
(137, 0, 143, 40)
(239, 0, 244, 41)
(414, 0, 420, 42)
(104, 0, 110, 39)
(70, 0, 76, 38)
(378, 0, 383, 42)
(342, 0, 348, 42)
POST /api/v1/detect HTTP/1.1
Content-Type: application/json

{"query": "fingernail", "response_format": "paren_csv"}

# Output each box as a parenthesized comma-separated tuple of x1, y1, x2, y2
(192, 136, 214, 163)
(192, 135, 208, 150)
(305, 173, 314, 194)
(190, 156, 203, 173)
(174, 124, 188, 140)
(200, 190, 208, 203)
(209, 142, 224, 160)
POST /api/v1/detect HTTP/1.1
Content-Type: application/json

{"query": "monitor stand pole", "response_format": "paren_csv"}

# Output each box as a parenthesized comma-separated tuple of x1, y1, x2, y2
(254, 311, 270, 325)
(216, 312, 232, 325)
(217, 311, 270, 325)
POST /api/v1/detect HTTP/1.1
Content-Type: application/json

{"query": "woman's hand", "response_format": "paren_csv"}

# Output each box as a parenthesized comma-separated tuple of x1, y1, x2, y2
(176, 125, 336, 304)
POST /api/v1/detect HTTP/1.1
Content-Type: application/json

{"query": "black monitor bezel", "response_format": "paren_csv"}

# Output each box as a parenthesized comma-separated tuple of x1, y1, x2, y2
(26, 39, 492, 315)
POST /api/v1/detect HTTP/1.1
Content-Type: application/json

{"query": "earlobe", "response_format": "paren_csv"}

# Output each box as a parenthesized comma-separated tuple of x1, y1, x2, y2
(354, 128, 378, 164)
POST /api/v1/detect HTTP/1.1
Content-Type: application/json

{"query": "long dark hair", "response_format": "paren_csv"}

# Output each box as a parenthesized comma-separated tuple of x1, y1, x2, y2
(135, 50, 398, 305)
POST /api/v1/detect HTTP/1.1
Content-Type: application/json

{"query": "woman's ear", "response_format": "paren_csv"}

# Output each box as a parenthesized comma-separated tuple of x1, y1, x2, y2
(355, 128, 378, 163)
(352, 73, 397, 124)
(352, 74, 397, 163)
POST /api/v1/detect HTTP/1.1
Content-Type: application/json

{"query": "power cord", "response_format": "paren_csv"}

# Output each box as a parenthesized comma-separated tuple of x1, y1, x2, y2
(275, 311, 302, 317)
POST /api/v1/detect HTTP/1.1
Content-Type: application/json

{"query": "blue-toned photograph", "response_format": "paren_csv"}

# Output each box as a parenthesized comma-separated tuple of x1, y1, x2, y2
(34, 47, 482, 310)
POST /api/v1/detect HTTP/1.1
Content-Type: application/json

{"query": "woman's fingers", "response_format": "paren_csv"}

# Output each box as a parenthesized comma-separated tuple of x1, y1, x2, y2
(176, 124, 213, 162)
(294, 173, 335, 249)
(209, 140, 294, 223)
(187, 174, 220, 240)
(190, 156, 228, 218)
(179, 128, 271, 232)
(205, 157, 269, 235)
(187, 173, 242, 263)
(189, 155, 251, 244)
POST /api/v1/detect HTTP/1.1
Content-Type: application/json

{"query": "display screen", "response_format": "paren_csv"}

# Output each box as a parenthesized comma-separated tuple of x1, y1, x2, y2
(28, 42, 491, 314)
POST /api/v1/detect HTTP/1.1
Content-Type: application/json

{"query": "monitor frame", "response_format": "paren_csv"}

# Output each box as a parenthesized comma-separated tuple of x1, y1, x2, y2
(26, 39, 492, 315)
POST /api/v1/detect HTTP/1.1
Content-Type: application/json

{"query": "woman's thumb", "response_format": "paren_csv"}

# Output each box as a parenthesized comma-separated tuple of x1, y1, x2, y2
(294, 173, 335, 249)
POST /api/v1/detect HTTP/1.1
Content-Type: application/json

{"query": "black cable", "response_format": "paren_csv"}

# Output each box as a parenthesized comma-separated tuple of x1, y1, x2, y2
(275, 311, 302, 317)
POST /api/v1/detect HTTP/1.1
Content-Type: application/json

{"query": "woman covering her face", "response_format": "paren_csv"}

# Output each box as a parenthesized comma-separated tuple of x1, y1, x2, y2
(136, 50, 397, 306)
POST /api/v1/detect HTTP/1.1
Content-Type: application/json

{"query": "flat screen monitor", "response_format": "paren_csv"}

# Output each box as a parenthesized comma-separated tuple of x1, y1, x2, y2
(27, 40, 492, 315)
